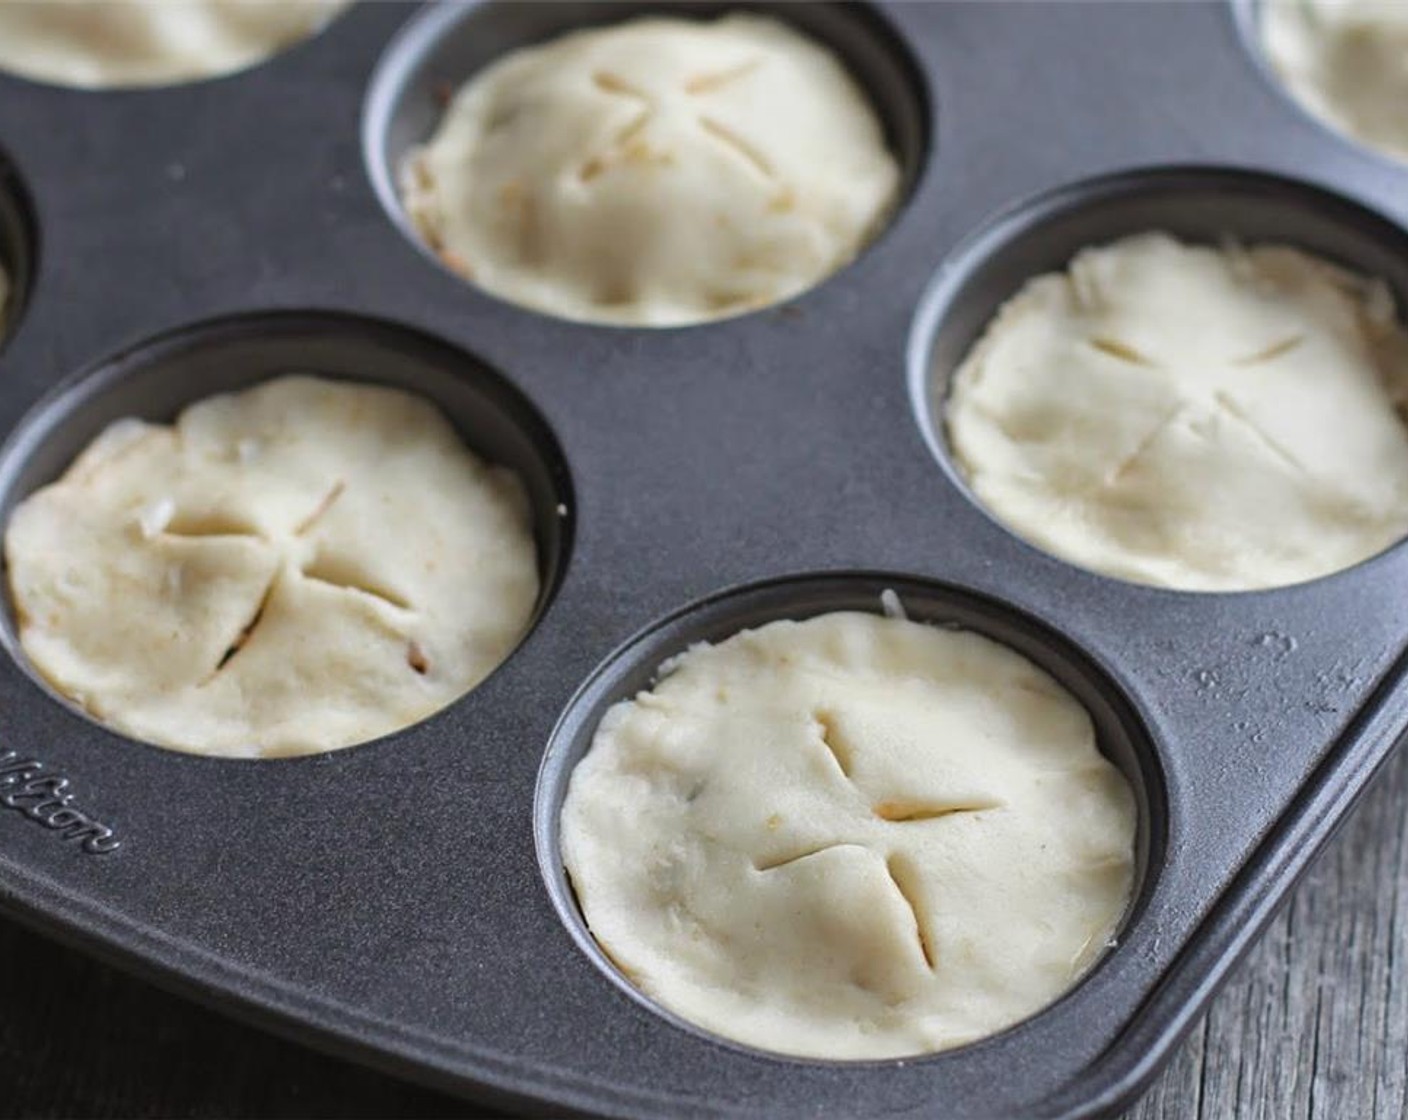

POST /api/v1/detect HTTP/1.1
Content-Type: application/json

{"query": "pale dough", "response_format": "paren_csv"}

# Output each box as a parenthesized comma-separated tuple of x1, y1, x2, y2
(402, 14, 899, 327)
(944, 233, 1408, 592)
(5, 376, 538, 757)
(560, 611, 1136, 1060)
(1261, 0, 1408, 163)
(0, 1, 345, 89)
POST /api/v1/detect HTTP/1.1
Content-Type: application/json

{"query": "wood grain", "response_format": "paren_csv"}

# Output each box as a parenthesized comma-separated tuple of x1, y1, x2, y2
(1125, 743, 1408, 1120)
(2, 746, 1405, 1118)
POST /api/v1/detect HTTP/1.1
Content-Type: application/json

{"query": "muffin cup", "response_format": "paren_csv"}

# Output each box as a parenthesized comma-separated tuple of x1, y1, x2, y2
(361, 0, 931, 320)
(0, 309, 573, 733)
(536, 571, 1166, 1061)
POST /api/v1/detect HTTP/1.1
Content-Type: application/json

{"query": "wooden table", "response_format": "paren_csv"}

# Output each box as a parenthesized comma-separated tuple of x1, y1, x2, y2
(3, 746, 1405, 1118)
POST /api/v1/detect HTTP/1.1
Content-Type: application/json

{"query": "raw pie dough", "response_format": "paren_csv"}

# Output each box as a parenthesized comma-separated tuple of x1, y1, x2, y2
(402, 14, 900, 327)
(5, 376, 538, 757)
(0, 1, 345, 89)
(1261, 0, 1408, 163)
(560, 612, 1136, 1059)
(945, 233, 1408, 591)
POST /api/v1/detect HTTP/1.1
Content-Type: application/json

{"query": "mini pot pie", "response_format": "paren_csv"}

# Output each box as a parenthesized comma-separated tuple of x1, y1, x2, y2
(402, 13, 900, 327)
(4, 376, 538, 757)
(0, 1, 345, 89)
(945, 232, 1408, 592)
(560, 611, 1136, 1060)
(1260, 0, 1408, 164)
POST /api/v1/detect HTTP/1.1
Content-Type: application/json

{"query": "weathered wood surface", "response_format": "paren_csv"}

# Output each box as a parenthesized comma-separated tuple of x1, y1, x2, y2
(2, 745, 1405, 1118)
(1126, 742, 1408, 1120)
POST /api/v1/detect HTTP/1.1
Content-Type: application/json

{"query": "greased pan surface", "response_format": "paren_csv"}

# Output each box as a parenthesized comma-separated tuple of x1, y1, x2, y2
(1, 3, 1408, 1118)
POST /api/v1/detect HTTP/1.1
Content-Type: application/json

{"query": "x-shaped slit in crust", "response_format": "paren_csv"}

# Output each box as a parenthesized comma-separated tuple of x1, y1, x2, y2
(585, 64, 782, 185)
(579, 71, 655, 183)
(872, 799, 1001, 822)
(683, 58, 761, 95)
(1081, 319, 1315, 487)
(160, 505, 273, 681)
(171, 478, 417, 682)
(754, 841, 863, 873)
(1211, 391, 1307, 474)
(300, 554, 413, 612)
(290, 479, 413, 610)
(815, 711, 999, 821)
(886, 853, 936, 969)
(1102, 389, 1308, 486)
(580, 65, 777, 186)
(168, 479, 347, 541)
(752, 713, 1006, 971)
(592, 70, 650, 102)
(158, 501, 260, 539)
(1233, 334, 1304, 365)
(203, 562, 417, 682)
(751, 843, 937, 971)
(205, 570, 279, 680)
(1103, 403, 1189, 484)
(294, 480, 345, 536)
(1087, 336, 1158, 369)
(814, 710, 851, 776)
(579, 111, 652, 182)
(698, 116, 776, 181)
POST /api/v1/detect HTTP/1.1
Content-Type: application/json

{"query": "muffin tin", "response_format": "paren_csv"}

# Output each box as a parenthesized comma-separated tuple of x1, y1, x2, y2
(1, 2, 1407, 1117)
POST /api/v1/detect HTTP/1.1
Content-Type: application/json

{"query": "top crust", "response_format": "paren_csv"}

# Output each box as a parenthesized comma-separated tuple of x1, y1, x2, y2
(4, 375, 539, 757)
(944, 232, 1408, 591)
(0, 0, 345, 88)
(402, 13, 900, 327)
(1261, 0, 1408, 163)
(560, 611, 1136, 1060)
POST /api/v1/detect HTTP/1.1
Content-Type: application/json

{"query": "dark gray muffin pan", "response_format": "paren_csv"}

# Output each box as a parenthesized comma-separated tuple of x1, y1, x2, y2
(0, 3, 1406, 1117)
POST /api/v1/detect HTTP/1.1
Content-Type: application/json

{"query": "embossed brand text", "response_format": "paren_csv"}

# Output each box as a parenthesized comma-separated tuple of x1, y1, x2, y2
(0, 750, 119, 853)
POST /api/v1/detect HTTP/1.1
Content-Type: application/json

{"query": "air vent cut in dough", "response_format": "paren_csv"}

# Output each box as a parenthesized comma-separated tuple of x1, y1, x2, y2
(560, 611, 1136, 1059)
(944, 233, 1408, 591)
(1261, 0, 1408, 164)
(4, 376, 539, 757)
(402, 14, 900, 326)
(0, 1, 345, 88)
